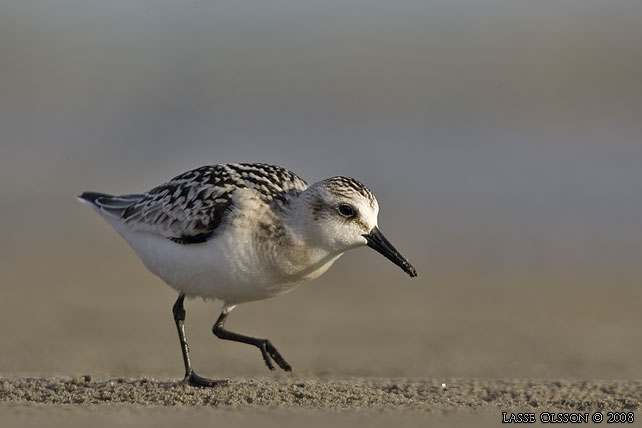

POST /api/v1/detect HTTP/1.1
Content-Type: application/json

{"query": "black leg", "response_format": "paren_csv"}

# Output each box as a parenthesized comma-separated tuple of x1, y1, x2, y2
(212, 311, 292, 372)
(172, 294, 226, 387)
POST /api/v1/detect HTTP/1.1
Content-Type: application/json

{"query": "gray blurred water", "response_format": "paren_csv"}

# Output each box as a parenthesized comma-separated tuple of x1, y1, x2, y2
(1, 1, 641, 379)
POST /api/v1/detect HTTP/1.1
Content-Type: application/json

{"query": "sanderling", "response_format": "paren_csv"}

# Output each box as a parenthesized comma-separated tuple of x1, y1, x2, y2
(79, 163, 416, 386)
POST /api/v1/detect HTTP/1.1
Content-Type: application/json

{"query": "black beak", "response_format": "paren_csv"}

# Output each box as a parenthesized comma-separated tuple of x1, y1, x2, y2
(363, 227, 417, 278)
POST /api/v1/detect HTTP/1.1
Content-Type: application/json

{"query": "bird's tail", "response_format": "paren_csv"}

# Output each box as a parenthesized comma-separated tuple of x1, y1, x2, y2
(77, 191, 144, 218)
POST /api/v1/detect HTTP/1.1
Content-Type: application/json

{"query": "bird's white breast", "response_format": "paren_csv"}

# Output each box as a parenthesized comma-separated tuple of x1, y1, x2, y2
(104, 198, 341, 305)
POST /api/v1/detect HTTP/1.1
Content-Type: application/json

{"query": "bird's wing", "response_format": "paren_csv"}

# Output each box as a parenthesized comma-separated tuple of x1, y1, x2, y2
(121, 166, 237, 244)
(87, 163, 307, 244)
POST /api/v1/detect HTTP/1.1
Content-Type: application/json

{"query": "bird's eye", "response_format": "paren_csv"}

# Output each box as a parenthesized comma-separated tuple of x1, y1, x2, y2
(338, 204, 355, 218)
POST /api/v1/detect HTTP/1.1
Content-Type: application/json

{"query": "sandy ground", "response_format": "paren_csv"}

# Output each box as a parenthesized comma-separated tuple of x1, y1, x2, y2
(2, 377, 640, 428)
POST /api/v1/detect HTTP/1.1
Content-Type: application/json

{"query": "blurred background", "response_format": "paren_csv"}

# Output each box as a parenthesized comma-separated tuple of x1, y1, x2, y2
(1, 0, 641, 380)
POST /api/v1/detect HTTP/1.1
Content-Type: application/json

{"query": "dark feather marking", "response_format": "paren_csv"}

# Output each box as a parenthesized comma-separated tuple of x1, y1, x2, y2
(170, 232, 213, 245)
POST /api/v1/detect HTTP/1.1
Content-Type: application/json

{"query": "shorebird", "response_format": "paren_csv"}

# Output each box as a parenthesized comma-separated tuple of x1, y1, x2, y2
(79, 163, 416, 386)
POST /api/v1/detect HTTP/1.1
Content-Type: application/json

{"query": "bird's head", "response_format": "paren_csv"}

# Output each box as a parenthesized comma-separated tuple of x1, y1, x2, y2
(296, 176, 417, 278)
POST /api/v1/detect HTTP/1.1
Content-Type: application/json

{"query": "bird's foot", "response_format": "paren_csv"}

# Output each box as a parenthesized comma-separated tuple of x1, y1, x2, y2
(259, 339, 292, 372)
(183, 371, 228, 387)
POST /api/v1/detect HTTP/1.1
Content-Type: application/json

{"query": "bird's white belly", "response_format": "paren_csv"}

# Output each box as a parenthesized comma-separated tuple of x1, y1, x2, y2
(112, 220, 340, 304)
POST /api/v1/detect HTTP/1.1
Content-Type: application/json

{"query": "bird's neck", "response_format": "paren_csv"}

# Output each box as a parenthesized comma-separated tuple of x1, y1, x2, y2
(271, 193, 342, 274)
(282, 191, 321, 246)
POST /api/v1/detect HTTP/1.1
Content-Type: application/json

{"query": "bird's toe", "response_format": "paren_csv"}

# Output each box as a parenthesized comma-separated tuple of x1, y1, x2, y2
(184, 372, 228, 388)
